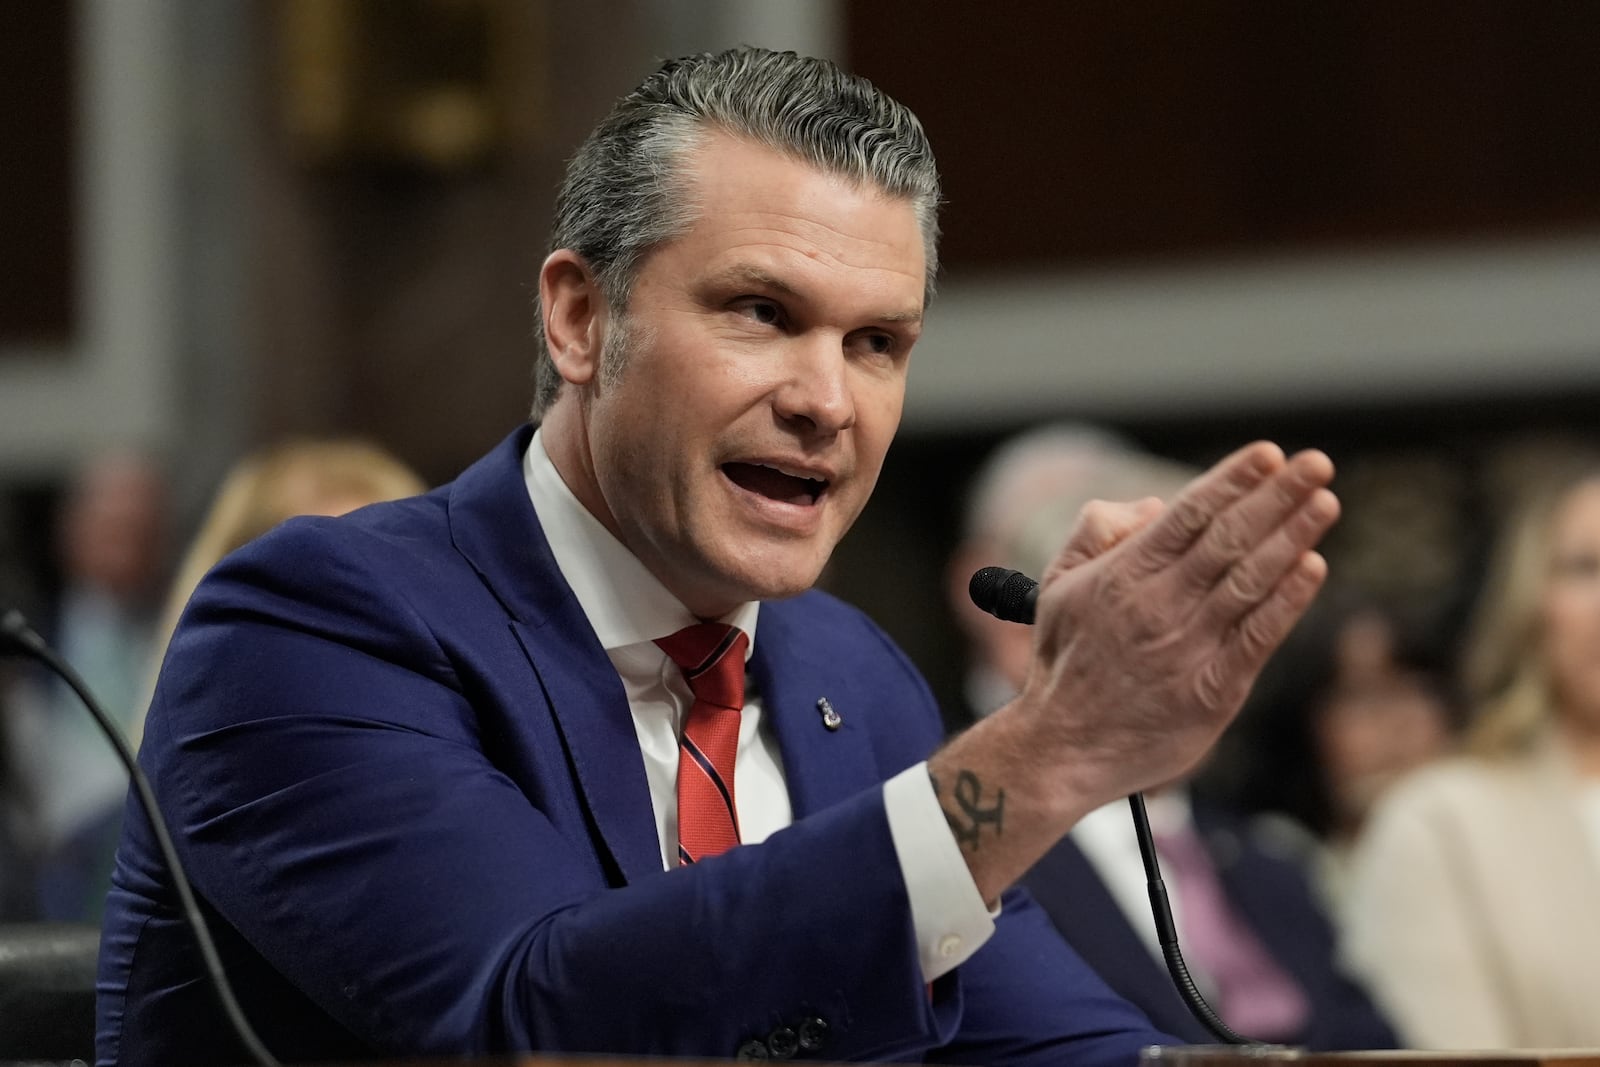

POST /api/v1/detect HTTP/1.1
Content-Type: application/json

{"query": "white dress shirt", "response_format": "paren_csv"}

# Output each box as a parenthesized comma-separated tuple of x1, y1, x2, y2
(1071, 791, 1191, 960)
(523, 429, 992, 980)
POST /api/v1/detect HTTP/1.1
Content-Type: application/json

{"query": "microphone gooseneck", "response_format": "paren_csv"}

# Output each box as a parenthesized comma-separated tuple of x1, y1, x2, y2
(965, 570, 1257, 1047)
(2, 608, 283, 1067)
(1127, 793, 1254, 1046)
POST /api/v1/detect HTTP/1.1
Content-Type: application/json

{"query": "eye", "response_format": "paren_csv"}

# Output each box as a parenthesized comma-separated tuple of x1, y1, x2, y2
(1551, 551, 1600, 582)
(735, 299, 785, 328)
(849, 329, 904, 363)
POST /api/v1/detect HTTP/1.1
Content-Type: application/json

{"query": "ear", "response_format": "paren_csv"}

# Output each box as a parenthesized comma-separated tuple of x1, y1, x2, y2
(540, 249, 605, 386)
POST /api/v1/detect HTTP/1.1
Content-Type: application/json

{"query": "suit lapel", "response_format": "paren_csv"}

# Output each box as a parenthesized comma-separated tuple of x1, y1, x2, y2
(751, 604, 883, 819)
(508, 615, 664, 886)
(447, 428, 663, 886)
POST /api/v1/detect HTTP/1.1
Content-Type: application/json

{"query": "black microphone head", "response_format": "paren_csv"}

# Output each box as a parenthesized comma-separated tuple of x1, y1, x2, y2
(968, 566, 1007, 612)
(968, 566, 1039, 624)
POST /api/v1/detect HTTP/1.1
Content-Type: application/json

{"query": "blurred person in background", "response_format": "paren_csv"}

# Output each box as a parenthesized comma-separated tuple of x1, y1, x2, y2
(8, 449, 172, 914)
(1227, 590, 1460, 916)
(37, 437, 426, 921)
(948, 423, 1397, 1049)
(1346, 451, 1600, 1049)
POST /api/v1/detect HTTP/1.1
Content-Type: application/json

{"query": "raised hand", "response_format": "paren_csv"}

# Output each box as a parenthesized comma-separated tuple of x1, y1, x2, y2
(929, 442, 1338, 904)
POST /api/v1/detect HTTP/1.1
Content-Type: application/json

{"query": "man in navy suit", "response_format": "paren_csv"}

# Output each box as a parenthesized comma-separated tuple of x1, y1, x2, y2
(97, 47, 1340, 1066)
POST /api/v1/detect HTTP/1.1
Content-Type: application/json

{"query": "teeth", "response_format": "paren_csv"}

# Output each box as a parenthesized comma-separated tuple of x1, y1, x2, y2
(760, 461, 827, 483)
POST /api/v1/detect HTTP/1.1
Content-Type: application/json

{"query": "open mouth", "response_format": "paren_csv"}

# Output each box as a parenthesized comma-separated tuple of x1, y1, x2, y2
(722, 462, 828, 506)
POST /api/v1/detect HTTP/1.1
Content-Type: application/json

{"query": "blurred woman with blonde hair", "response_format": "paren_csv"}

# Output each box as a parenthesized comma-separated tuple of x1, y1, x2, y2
(1345, 447, 1600, 1048)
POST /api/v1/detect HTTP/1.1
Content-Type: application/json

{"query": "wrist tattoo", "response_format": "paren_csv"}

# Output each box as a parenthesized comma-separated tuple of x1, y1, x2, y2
(929, 769, 1005, 851)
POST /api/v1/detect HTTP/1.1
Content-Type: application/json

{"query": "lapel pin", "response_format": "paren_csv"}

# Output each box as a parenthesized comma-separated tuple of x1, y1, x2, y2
(816, 697, 842, 731)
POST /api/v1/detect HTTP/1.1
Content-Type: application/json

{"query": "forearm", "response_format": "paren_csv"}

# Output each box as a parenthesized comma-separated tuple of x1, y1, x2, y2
(926, 706, 1092, 906)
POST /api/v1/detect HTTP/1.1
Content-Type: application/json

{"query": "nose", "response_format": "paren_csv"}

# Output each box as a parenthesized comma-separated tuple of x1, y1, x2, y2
(773, 334, 856, 435)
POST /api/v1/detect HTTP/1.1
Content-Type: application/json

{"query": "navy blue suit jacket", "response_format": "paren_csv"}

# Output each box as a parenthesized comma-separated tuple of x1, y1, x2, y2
(96, 427, 1174, 1066)
(1021, 804, 1397, 1050)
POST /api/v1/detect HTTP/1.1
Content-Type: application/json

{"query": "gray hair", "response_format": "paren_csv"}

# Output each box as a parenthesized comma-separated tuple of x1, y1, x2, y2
(961, 423, 1198, 579)
(530, 46, 942, 419)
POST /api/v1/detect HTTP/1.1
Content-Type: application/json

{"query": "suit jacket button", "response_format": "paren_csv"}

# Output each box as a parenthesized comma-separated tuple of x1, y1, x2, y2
(797, 1016, 829, 1052)
(737, 1039, 771, 1060)
(767, 1026, 799, 1059)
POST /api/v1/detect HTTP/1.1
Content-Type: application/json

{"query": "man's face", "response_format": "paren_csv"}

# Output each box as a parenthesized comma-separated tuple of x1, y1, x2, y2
(562, 132, 925, 618)
(61, 454, 170, 603)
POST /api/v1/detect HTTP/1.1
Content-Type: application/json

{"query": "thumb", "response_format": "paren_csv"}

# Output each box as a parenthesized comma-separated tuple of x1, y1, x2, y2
(1050, 496, 1166, 573)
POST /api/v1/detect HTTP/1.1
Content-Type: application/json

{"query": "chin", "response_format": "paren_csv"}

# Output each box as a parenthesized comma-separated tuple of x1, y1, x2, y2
(750, 577, 819, 604)
(722, 557, 828, 606)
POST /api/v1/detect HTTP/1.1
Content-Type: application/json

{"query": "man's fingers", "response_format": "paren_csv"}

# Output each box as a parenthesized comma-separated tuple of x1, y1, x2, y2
(1200, 485, 1340, 628)
(1051, 497, 1165, 573)
(1199, 549, 1331, 713)
(1123, 442, 1288, 577)
(1182, 450, 1334, 591)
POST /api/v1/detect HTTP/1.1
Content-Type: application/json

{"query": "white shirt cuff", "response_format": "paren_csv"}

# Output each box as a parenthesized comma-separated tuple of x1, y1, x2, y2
(883, 761, 998, 982)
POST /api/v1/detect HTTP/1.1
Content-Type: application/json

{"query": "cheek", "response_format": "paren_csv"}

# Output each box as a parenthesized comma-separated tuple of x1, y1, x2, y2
(1543, 593, 1594, 665)
(592, 403, 673, 503)
(855, 383, 905, 462)
(1317, 711, 1375, 776)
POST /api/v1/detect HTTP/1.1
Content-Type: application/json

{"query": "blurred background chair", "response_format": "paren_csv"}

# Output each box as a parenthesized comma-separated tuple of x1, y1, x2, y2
(0, 922, 99, 1063)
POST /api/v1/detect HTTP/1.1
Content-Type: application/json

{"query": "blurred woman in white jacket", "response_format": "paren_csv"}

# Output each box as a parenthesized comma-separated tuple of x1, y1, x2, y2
(1346, 450, 1600, 1049)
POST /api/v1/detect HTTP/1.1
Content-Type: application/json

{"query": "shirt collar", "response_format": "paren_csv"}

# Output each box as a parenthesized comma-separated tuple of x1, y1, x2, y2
(523, 428, 759, 656)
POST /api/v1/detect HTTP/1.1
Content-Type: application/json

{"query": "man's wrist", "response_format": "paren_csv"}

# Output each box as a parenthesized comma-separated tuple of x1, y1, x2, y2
(883, 763, 996, 981)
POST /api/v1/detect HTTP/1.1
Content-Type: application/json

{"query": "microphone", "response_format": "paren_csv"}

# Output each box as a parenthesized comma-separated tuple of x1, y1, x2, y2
(965, 570, 1257, 1047)
(2, 608, 283, 1067)
(968, 566, 1039, 624)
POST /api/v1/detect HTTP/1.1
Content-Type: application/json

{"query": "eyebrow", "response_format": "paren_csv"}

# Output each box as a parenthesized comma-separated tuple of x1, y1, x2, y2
(704, 265, 923, 326)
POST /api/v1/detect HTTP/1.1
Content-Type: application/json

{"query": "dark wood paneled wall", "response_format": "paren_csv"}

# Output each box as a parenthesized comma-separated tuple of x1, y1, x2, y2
(846, 2, 1600, 272)
(250, 1, 662, 485)
(0, 3, 76, 346)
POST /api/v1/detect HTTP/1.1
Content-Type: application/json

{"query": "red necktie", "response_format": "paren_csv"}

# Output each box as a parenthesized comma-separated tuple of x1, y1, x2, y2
(656, 623, 748, 865)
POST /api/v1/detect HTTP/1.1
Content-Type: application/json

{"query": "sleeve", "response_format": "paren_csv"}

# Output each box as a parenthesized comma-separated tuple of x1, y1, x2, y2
(883, 761, 997, 980)
(143, 523, 948, 1062)
(1342, 775, 1515, 1049)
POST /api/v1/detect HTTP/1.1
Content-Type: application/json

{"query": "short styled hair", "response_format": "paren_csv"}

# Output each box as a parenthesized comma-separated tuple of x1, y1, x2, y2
(530, 46, 942, 419)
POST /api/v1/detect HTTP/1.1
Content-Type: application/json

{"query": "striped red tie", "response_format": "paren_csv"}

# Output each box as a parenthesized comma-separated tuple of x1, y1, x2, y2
(656, 623, 748, 865)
